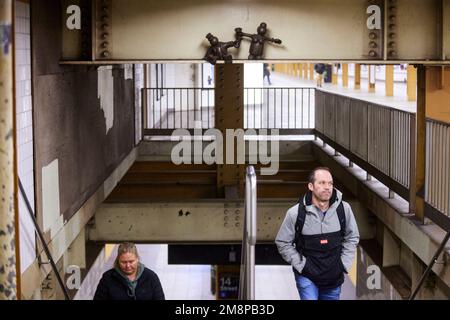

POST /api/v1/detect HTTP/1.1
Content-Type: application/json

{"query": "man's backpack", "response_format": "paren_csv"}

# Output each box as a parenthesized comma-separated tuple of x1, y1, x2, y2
(293, 200, 346, 249)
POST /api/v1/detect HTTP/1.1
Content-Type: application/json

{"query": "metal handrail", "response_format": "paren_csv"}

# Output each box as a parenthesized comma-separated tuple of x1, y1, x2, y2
(239, 166, 257, 300)
(18, 179, 70, 300)
(409, 230, 450, 300)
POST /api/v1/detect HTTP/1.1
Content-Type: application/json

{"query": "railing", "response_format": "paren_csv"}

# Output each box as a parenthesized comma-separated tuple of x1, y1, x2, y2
(142, 87, 314, 134)
(315, 90, 415, 202)
(18, 178, 70, 300)
(424, 119, 450, 230)
(143, 87, 214, 130)
(238, 166, 257, 300)
(244, 87, 315, 129)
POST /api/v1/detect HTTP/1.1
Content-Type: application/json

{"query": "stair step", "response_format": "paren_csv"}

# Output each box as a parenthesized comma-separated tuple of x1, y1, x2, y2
(120, 171, 216, 184)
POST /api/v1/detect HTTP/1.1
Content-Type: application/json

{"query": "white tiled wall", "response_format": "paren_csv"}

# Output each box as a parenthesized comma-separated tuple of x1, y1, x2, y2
(15, 0, 36, 273)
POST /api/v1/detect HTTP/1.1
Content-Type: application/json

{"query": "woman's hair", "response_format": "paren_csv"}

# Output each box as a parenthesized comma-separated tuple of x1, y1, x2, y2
(114, 242, 140, 268)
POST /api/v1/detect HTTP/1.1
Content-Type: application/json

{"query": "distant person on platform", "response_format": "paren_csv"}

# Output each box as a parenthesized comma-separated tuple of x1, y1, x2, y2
(94, 242, 165, 300)
(275, 167, 360, 300)
(314, 63, 326, 87)
(263, 63, 272, 85)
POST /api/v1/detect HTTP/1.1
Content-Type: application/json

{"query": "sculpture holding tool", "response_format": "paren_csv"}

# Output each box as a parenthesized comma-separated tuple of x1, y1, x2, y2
(235, 22, 282, 60)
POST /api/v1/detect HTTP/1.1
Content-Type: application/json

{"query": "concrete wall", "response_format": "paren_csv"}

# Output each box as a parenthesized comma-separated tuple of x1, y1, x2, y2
(31, 0, 135, 247)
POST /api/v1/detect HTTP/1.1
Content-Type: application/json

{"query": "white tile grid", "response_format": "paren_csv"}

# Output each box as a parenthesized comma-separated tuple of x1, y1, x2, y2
(16, 65, 30, 82)
(18, 193, 36, 273)
(16, 80, 32, 97)
(15, 49, 31, 66)
(15, 0, 35, 273)
(15, 17, 30, 35)
(18, 155, 33, 176)
(15, 32, 31, 49)
(15, 1, 30, 18)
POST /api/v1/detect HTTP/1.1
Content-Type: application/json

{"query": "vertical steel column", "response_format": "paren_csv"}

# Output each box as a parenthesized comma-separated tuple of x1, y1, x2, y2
(215, 64, 245, 197)
(309, 63, 314, 81)
(354, 64, 361, 89)
(368, 65, 376, 93)
(385, 65, 394, 96)
(342, 63, 349, 87)
(415, 66, 426, 223)
(0, 0, 17, 300)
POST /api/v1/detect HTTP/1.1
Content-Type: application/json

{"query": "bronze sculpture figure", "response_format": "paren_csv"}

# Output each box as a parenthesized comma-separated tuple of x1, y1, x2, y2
(235, 22, 282, 60)
(204, 33, 241, 65)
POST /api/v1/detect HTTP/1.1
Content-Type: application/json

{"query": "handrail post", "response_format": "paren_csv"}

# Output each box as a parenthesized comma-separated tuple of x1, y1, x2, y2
(409, 113, 417, 214)
(239, 166, 257, 300)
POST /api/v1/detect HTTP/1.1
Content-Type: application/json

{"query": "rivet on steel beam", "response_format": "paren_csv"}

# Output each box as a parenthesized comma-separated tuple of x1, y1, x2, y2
(369, 32, 377, 40)
(389, 24, 396, 29)
(369, 50, 377, 58)
(101, 33, 109, 40)
(102, 24, 109, 29)
(389, 33, 396, 39)
(388, 50, 397, 57)
(388, 42, 396, 49)
(101, 51, 110, 58)
(235, 210, 240, 214)
(369, 41, 377, 49)
(101, 42, 109, 49)
(235, 223, 240, 228)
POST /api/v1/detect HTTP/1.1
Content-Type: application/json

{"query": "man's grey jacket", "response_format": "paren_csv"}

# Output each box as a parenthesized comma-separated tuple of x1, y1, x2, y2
(275, 188, 360, 275)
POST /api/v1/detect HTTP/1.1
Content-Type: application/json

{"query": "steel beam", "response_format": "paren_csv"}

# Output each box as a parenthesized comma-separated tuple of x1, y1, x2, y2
(61, 0, 91, 60)
(87, 201, 292, 243)
(60, 0, 450, 63)
(215, 64, 245, 197)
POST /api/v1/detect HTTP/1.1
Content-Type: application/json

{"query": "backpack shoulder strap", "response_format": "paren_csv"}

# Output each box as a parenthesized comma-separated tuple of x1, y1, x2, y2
(337, 202, 346, 237)
(293, 202, 307, 246)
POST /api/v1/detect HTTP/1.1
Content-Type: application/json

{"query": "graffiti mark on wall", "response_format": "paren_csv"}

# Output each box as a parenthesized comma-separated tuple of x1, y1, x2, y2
(0, 23, 12, 55)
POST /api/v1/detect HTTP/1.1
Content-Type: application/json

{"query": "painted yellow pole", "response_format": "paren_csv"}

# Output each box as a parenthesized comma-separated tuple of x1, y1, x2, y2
(309, 63, 314, 81)
(303, 64, 308, 80)
(354, 64, 361, 89)
(0, 0, 17, 300)
(342, 63, 349, 87)
(368, 65, 376, 93)
(385, 65, 394, 97)
(407, 65, 417, 101)
(332, 64, 338, 85)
